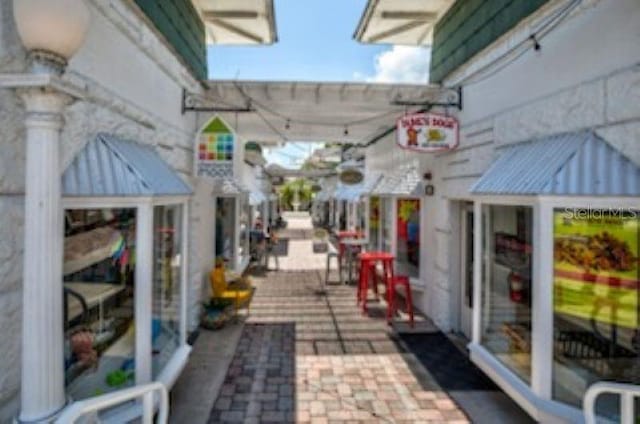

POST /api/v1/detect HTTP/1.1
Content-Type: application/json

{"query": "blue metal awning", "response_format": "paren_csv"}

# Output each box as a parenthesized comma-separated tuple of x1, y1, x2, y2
(471, 131, 640, 196)
(63, 133, 192, 197)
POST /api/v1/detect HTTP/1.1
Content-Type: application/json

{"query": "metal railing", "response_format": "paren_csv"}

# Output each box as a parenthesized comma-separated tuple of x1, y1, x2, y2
(584, 381, 640, 424)
(55, 382, 168, 424)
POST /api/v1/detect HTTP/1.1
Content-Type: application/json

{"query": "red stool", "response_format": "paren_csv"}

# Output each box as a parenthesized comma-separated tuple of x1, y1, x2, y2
(356, 259, 379, 305)
(357, 252, 394, 314)
(388, 275, 414, 327)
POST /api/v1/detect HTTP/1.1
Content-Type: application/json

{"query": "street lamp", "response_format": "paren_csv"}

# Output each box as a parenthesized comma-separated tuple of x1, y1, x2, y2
(10, 0, 90, 421)
(13, 0, 91, 74)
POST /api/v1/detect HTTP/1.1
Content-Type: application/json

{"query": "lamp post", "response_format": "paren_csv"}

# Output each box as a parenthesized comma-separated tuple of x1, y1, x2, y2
(10, 1, 90, 422)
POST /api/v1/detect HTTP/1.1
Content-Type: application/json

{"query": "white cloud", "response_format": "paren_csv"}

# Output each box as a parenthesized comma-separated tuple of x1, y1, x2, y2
(360, 46, 431, 84)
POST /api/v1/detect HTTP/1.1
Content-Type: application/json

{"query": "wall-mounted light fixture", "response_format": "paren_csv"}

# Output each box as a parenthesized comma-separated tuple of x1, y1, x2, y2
(425, 184, 435, 196)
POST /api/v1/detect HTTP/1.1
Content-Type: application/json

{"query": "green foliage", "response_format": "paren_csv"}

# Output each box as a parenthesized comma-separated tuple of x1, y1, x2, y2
(279, 179, 313, 210)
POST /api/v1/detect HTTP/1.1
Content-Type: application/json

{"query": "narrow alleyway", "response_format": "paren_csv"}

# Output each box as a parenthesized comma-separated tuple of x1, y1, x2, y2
(172, 213, 533, 423)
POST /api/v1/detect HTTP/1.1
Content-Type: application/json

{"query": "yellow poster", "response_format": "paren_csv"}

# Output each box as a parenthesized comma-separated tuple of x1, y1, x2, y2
(553, 209, 639, 328)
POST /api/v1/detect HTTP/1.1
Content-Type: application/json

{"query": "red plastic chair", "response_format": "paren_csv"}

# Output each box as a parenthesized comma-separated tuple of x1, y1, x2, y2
(387, 275, 414, 327)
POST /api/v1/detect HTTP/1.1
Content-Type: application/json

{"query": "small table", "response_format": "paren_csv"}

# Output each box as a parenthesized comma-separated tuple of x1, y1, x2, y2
(341, 238, 368, 284)
(357, 251, 394, 314)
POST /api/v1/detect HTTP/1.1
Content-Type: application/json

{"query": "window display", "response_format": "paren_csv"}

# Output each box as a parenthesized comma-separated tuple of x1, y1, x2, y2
(481, 205, 533, 383)
(552, 208, 639, 417)
(215, 197, 236, 264)
(369, 196, 380, 250)
(63, 208, 136, 400)
(396, 198, 420, 278)
(152, 204, 183, 377)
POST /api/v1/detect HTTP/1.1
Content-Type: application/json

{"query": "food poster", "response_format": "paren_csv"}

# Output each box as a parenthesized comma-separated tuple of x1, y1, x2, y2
(397, 199, 420, 242)
(553, 209, 639, 328)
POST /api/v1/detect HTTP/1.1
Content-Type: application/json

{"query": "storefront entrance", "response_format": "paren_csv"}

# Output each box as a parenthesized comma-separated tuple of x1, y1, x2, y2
(459, 202, 474, 339)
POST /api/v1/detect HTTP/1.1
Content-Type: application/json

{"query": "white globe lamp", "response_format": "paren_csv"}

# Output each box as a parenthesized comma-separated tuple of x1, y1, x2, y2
(13, 0, 91, 73)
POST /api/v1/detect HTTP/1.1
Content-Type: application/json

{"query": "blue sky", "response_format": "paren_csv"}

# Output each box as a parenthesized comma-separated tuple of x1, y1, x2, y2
(207, 0, 431, 167)
(207, 0, 387, 82)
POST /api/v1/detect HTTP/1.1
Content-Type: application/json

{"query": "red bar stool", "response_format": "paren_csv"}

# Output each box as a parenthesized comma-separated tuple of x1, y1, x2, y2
(357, 252, 394, 314)
(388, 275, 414, 327)
(356, 257, 378, 305)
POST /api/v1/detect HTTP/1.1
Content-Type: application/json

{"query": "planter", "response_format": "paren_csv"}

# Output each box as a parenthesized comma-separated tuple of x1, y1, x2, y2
(200, 301, 234, 331)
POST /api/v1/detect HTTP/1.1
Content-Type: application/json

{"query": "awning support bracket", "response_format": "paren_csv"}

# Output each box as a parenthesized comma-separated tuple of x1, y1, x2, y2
(181, 89, 255, 114)
(392, 86, 463, 111)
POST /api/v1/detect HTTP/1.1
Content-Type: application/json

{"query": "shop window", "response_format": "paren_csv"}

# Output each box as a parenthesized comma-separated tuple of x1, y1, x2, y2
(381, 198, 392, 252)
(481, 205, 533, 383)
(215, 198, 236, 264)
(339, 201, 347, 230)
(63, 208, 136, 400)
(152, 204, 183, 377)
(396, 198, 420, 279)
(552, 208, 639, 417)
(357, 200, 366, 233)
(369, 196, 380, 250)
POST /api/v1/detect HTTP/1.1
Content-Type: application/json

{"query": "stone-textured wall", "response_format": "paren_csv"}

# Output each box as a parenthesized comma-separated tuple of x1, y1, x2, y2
(0, 0, 26, 419)
(0, 0, 206, 419)
(365, 0, 640, 333)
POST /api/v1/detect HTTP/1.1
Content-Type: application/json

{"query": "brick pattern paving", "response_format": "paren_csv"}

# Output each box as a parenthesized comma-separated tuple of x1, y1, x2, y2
(208, 270, 470, 423)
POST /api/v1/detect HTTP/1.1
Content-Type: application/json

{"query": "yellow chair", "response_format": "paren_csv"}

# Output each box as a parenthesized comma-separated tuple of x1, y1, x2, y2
(209, 263, 253, 316)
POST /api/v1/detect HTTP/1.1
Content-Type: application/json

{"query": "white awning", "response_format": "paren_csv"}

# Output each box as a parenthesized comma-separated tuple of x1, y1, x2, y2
(201, 80, 447, 144)
(354, 0, 454, 45)
(212, 178, 248, 196)
(193, 0, 277, 45)
(372, 163, 422, 196)
(249, 190, 267, 206)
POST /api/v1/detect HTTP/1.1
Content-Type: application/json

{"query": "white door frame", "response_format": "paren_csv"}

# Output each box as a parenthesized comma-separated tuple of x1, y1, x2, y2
(459, 202, 474, 339)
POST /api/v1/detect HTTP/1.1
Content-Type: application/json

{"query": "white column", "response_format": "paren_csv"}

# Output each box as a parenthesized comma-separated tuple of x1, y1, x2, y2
(135, 202, 153, 385)
(18, 88, 71, 423)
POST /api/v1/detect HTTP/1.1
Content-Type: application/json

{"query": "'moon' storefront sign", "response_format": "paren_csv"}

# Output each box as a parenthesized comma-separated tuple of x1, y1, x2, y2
(197, 116, 235, 178)
(397, 112, 459, 152)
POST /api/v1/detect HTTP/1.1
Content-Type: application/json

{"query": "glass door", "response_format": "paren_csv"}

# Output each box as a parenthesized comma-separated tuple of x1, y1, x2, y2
(460, 203, 474, 339)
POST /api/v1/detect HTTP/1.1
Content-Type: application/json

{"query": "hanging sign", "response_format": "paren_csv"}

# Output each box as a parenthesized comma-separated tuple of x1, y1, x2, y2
(196, 116, 235, 179)
(396, 112, 459, 152)
(339, 168, 364, 185)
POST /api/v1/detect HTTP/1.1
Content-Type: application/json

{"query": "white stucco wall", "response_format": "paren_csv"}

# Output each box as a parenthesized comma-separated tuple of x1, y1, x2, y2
(0, 0, 207, 419)
(366, 0, 640, 333)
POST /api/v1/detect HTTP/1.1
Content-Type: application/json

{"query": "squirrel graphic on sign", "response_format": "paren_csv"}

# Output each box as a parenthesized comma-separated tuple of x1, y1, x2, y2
(406, 126, 420, 146)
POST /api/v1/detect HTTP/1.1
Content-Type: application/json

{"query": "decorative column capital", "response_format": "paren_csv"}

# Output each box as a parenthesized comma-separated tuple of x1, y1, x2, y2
(0, 73, 86, 130)
(17, 87, 72, 130)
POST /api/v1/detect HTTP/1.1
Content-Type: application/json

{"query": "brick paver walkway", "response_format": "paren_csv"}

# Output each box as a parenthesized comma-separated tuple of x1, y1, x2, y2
(208, 270, 469, 423)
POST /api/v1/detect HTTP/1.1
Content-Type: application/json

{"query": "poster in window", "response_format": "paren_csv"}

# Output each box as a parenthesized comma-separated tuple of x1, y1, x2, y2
(553, 209, 639, 328)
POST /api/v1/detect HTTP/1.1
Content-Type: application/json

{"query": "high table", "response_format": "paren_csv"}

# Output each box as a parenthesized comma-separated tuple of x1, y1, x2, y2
(357, 251, 394, 315)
